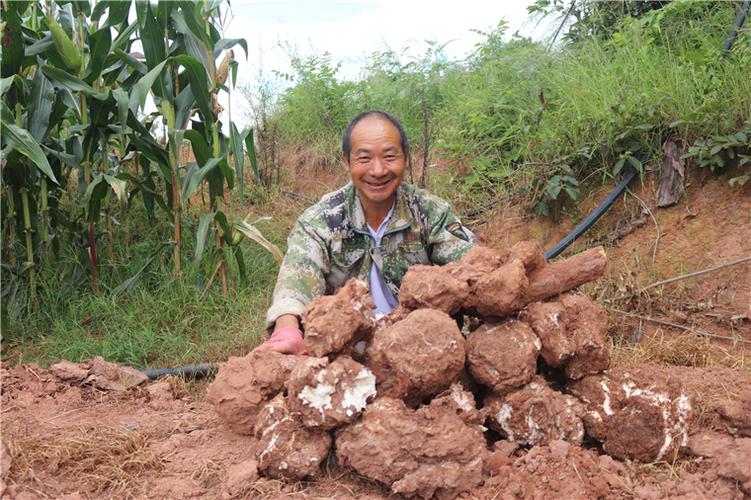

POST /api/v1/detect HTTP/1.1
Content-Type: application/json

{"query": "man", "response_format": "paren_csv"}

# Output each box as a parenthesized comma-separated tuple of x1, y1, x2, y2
(258, 110, 475, 354)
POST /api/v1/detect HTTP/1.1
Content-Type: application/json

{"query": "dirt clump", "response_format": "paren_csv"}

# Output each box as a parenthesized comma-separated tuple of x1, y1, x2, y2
(447, 242, 607, 319)
(465, 320, 540, 395)
(522, 292, 610, 379)
(471, 259, 529, 318)
(222, 458, 259, 499)
(507, 240, 546, 272)
(50, 356, 148, 391)
(335, 396, 486, 498)
(206, 350, 298, 435)
(583, 364, 751, 435)
(446, 246, 523, 317)
(398, 264, 469, 315)
(687, 430, 751, 496)
(425, 382, 484, 425)
(485, 376, 585, 446)
(302, 279, 376, 357)
(567, 367, 691, 462)
(254, 394, 332, 480)
(365, 309, 465, 405)
(481, 440, 626, 499)
(286, 355, 376, 429)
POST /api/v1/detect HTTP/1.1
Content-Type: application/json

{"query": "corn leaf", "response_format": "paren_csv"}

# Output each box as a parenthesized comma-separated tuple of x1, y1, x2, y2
(128, 59, 168, 114)
(28, 71, 54, 142)
(230, 123, 245, 201)
(233, 220, 284, 263)
(193, 211, 215, 269)
(84, 27, 113, 83)
(244, 128, 259, 181)
(0, 118, 58, 184)
(173, 55, 212, 122)
(111, 241, 173, 299)
(183, 157, 222, 202)
(41, 65, 109, 100)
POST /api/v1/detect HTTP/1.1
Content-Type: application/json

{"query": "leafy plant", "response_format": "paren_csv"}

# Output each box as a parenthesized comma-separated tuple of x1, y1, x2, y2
(682, 126, 750, 186)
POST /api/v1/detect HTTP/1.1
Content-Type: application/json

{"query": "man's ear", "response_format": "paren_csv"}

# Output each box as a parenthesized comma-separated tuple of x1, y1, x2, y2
(342, 152, 350, 170)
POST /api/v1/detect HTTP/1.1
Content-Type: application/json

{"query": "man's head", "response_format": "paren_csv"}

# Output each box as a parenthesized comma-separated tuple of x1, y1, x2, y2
(342, 110, 409, 208)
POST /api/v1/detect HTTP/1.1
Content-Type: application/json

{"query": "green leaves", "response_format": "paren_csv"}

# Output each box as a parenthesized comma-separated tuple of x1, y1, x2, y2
(28, 71, 54, 142)
(174, 55, 213, 121)
(182, 158, 223, 202)
(41, 65, 109, 99)
(229, 124, 246, 200)
(0, 117, 58, 184)
(128, 60, 168, 113)
(84, 174, 127, 222)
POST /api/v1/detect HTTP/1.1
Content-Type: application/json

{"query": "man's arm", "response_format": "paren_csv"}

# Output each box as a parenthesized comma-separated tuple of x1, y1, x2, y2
(264, 218, 330, 332)
(425, 198, 476, 265)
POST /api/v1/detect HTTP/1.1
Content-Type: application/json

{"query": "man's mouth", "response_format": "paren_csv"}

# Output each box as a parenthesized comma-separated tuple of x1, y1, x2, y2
(364, 178, 393, 189)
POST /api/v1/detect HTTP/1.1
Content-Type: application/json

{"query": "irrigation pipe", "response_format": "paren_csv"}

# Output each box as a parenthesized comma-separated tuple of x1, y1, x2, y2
(723, 0, 750, 51)
(142, 363, 217, 381)
(143, 4, 750, 381)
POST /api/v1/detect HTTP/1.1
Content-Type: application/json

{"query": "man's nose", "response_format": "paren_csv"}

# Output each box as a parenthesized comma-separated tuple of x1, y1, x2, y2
(369, 156, 387, 176)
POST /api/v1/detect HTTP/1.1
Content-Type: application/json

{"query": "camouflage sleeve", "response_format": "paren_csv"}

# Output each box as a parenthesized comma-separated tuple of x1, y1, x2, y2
(265, 219, 330, 331)
(426, 199, 476, 265)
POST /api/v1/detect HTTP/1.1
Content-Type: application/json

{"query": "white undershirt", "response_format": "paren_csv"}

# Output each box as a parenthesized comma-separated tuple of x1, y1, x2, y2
(367, 208, 398, 315)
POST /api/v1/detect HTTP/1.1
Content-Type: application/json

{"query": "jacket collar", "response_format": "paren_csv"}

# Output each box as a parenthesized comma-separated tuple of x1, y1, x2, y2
(345, 183, 412, 235)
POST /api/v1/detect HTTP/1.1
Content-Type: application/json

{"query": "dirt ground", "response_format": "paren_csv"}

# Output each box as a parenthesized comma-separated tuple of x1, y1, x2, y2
(2, 167, 750, 499)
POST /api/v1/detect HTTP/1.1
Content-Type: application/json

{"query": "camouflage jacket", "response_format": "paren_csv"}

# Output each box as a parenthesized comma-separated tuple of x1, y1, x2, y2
(265, 182, 475, 329)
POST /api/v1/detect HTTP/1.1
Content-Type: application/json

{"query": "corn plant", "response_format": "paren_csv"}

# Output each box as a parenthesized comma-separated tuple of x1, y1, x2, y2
(1, 0, 280, 313)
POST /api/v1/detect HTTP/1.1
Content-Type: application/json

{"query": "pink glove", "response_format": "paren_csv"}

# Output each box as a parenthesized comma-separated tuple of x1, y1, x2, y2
(256, 326, 305, 355)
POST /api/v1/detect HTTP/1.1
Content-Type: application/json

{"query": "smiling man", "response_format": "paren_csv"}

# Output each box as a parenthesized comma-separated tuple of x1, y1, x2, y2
(258, 110, 475, 354)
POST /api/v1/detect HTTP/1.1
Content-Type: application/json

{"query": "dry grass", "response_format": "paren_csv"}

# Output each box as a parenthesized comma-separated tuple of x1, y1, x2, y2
(6, 422, 162, 498)
(609, 328, 748, 369)
(238, 462, 394, 499)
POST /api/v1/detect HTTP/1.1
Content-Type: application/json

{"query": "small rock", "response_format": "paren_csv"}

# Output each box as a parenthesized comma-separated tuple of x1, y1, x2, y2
(83, 356, 148, 391)
(50, 360, 89, 381)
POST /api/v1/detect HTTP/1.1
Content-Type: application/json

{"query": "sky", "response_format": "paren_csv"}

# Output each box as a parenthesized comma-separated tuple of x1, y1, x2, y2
(216, 0, 560, 128)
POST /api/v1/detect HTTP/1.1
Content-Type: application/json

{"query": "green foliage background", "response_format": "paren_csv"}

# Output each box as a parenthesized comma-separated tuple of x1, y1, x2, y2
(264, 0, 750, 210)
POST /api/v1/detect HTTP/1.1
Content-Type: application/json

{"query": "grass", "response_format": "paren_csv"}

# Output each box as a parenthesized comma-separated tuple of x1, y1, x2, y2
(2, 203, 283, 369)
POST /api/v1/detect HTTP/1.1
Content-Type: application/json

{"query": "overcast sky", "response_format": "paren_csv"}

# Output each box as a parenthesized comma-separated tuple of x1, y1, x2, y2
(217, 0, 558, 128)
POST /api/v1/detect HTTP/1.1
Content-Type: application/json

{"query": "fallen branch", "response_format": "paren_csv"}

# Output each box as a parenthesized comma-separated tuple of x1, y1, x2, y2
(609, 255, 751, 301)
(607, 307, 751, 344)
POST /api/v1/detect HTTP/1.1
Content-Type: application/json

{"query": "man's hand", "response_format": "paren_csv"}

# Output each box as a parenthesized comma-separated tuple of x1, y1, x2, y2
(256, 326, 305, 354)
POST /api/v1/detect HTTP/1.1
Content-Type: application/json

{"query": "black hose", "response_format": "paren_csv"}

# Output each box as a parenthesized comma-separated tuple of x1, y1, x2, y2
(544, 163, 643, 260)
(142, 363, 217, 381)
(545, 0, 749, 260)
(723, 0, 750, 51)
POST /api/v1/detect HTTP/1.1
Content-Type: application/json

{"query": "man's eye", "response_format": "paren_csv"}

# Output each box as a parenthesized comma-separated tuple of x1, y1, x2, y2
(357, 157, 370, 162)
(384, 155, 396, 161)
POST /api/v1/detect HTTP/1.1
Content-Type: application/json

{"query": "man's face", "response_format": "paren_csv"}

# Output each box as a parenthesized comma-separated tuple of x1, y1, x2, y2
(345, 116, 406, 207)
